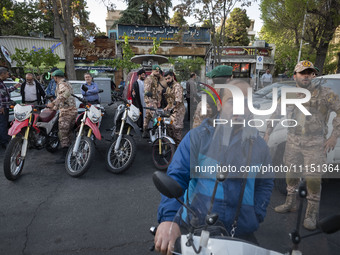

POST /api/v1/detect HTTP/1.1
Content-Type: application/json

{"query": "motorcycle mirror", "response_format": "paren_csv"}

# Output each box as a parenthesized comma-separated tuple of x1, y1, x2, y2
(82, 84, 88, 92)
(152, 171, 183, 199)
(318, 214, 340, 234)
(98, 89, 104, 93)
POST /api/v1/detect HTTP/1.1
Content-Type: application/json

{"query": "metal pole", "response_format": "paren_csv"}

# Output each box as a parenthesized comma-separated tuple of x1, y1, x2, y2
(297, 12, 307, 63)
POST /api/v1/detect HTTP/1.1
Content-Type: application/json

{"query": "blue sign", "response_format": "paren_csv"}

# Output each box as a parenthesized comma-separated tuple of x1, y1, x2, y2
(118, 24, 210, 43)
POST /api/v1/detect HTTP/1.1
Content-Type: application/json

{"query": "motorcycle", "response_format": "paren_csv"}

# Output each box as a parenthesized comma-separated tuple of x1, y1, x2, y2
(65, 93, 104, 177)
(144, 107, 176, 170)
(105, 95, 141, 174)
(151, 171, 340, 255)
(3, 102, 60, 181)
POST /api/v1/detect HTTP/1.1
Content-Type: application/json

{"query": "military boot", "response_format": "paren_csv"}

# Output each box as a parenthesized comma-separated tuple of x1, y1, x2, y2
(303, 200, 319, 230)
(274, 194, 297, 213)
(55, 147, 68, 164)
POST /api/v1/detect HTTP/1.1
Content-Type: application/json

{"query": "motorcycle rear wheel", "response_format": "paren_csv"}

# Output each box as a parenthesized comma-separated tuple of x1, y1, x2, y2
(106, 135, 137, 174)
(65, 136, 95, 177)
(4, 136, 26, 181)
(152, 137, 175, 170)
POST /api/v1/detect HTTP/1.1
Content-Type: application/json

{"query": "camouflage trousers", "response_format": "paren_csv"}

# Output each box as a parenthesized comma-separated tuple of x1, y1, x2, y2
(167, 125, 182, 146)
(58, 108, 77, 148)
(143, 101, 158, 130)
(283, 135, 325, 202)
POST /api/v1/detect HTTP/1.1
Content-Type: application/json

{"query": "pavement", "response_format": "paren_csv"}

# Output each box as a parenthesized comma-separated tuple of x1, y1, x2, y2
(0, 105, 339, 255)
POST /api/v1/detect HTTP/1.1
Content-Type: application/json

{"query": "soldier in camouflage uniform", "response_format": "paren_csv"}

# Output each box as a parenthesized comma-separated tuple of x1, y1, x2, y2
(163, 71, 186, 145)
(192, 65, 233, 128)
(47, 70, 78, 164)
(264, 60, 340, 230)
(143, 65, 162, 138)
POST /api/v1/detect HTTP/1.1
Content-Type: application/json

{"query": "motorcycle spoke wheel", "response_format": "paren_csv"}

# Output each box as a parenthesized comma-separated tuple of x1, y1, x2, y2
(65, 136, 95, 177)
(4, 136, 26, 181)
(152, 138, 175, 170)
(106, 135, 137, 174)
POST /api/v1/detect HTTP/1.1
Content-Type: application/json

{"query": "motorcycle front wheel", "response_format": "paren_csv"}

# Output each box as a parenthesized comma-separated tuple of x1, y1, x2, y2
(152, 137, 175, 170)
(4, 136, 26, 181)
(65, 136, 95, 177)
(105, 134, 136, 174)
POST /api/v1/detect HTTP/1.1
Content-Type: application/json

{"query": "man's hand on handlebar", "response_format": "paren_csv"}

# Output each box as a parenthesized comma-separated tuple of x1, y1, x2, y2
(154, 221, 181, 255)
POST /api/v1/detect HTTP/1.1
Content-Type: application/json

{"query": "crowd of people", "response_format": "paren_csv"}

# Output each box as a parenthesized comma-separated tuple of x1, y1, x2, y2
(1, 60, 339, 254)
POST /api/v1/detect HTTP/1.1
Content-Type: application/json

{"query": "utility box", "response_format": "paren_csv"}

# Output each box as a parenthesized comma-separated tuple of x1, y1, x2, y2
(94, 77, 111, 104)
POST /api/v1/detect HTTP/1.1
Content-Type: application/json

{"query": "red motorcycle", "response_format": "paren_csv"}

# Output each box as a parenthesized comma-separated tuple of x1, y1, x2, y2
(3, 103, 59, 181)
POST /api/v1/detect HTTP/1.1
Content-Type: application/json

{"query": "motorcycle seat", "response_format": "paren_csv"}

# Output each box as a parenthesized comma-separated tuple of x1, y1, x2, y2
(39, 109, 56, 122)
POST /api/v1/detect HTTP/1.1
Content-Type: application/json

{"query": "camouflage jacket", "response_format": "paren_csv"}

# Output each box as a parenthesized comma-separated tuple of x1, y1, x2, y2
(51, 79, 77, 111)
(266, 83, 340, 139)
(164, 82, 185, 110)
(144, 74, 160, 105)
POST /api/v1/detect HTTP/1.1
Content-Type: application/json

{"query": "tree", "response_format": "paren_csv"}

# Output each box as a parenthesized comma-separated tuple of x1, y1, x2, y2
(0, 0, 53, 37)
(174, 0, 253, 65)
(39, 0, 99, 79)
(11, 47, 60, 76)
(224, 7, 250, 46)
(168, 57, 205, 82)
(170, 11, 187, 27)
(115, 0, 172, 26)
(260, 0, 340, 73)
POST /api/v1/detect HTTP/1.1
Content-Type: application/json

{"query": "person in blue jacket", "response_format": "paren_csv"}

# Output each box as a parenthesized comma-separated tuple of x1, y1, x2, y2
(82, 73, 100, 104)
(154, 79, 274, 255)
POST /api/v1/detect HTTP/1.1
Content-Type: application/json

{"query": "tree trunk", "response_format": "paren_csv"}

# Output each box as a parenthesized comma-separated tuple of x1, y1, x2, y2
(337, 53, 340, 73)
(52, 0, 76, 80)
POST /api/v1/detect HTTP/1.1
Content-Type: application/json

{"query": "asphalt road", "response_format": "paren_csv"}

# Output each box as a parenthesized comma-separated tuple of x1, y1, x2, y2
(0, 105, 339, 255)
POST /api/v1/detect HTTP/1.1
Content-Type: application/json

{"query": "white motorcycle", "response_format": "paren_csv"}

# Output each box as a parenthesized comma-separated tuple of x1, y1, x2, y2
(151, 171, 340, 255)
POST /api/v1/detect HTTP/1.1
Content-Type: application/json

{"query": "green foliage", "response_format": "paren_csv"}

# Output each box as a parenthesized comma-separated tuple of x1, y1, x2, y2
(96, 33, 139, 73)
(168, 57, 205, 82)
(0, 0, 54, 37)
(115, 0, 172, 26)
(224, 8, 251, 46)
(170, 11, 187, 26)
(150, 38, 163, 54)
(11, 47, 60, 75)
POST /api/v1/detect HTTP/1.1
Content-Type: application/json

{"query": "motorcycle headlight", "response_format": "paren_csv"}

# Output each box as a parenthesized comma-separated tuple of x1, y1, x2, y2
(129, 112, 139, 122)
(89, 113, 100, 123)
(15, 112, 28, 121)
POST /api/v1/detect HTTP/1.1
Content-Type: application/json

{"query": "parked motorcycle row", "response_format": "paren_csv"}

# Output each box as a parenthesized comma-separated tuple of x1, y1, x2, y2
(3, 93, 176, 181)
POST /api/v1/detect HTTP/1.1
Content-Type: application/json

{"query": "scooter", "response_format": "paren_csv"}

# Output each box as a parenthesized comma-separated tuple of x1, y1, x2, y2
(105, 94, 141, 174)
(144, 107, 176, 170)
(151, 171, 340, 255)
(3, 102, 59, 181)
(65, 92, 104, 177)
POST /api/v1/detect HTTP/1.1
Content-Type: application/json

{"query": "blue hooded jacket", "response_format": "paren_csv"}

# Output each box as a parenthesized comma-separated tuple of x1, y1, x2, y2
(157, 119, 274, 237)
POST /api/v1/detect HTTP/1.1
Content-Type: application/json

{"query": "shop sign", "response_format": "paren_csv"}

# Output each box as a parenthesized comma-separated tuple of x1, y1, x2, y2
(73, 38, 116, 61)
(118, 24, 210, 42)
(221, 47, 271, 57)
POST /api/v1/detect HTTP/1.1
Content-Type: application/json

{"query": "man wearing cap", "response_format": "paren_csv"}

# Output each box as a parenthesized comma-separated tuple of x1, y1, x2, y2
(132, 69, 146, 129)
(192, 65, 233, 128)
(47, 70, 77, 163)
(143, 65, 162, 138)
(264, 60, 340, 230)
(46, 67, 58, 99)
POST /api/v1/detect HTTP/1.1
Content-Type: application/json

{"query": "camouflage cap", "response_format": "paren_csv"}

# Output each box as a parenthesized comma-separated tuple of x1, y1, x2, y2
(152, 65, 162, 71)
(52, 70, 64, 77)
(206, 65, 233, 78)
(294, 60, 317, 73)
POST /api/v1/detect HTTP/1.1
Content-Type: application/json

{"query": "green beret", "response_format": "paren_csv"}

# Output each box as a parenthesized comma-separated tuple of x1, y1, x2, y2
(52, 70, 65, 77)
(206, 65, 233, 78)
(152, 65, 161, 71)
